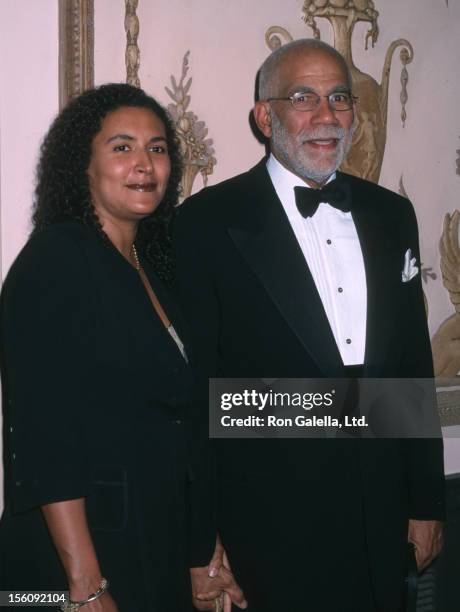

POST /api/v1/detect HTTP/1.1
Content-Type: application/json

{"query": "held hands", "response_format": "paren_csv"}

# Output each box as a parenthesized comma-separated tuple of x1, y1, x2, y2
(408, 519, 443, 572)
(191, 537, 247, 611)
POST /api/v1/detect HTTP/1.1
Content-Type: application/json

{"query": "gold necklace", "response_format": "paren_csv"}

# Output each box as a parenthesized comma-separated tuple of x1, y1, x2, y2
(132, 244, 141, 271)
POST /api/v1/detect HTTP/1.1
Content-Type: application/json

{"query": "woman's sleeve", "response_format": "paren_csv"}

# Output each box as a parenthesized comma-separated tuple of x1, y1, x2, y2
(1, 228, 94, 513)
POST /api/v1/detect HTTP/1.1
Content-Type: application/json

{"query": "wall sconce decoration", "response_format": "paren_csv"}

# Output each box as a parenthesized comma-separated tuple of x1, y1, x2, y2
(265, 1, 414, 184)
(165, 52, 216, 201)
(301, 0, 413, 183)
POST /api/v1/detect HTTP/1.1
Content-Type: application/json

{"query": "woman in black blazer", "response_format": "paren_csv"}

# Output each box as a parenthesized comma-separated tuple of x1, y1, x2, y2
(0, 84, 215, 611)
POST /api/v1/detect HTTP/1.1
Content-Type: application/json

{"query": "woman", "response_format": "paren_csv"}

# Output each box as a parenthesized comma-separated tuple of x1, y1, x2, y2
(0, 83, 214, 611)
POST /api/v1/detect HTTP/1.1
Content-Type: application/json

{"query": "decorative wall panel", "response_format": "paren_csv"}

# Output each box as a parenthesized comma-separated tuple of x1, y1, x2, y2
(58, 0, 94, 108)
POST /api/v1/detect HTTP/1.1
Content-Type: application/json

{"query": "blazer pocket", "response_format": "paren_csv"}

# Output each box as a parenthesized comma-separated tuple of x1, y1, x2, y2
(86, 465, 128, 532)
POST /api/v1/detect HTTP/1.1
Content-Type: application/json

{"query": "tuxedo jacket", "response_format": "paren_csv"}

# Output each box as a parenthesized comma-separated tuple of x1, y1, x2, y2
(173, 159, 445, 610)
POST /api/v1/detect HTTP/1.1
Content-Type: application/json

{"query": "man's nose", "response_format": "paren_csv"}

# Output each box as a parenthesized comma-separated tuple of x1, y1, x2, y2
(311, 97, 339, 124)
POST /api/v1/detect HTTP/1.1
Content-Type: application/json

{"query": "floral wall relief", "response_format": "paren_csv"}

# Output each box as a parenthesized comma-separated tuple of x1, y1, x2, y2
(432, 212, 460, 381)
(165, 52, 216, 201)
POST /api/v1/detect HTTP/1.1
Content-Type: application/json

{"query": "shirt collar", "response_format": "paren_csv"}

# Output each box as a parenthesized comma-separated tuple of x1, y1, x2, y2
(266, 153, 336, 195)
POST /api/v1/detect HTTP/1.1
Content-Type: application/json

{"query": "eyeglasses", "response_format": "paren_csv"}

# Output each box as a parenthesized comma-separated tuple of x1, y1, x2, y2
(266, 91, 357, 112)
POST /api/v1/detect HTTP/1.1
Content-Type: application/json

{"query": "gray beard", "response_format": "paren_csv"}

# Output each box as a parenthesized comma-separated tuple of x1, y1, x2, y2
(270, 110, 355, 184)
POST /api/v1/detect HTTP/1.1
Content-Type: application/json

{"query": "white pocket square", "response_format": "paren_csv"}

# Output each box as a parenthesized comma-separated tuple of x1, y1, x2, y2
(401, 248, 419, 283)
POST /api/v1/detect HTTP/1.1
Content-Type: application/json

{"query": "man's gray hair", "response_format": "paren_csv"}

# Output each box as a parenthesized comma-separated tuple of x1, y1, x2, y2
(258, 38, 352, 100)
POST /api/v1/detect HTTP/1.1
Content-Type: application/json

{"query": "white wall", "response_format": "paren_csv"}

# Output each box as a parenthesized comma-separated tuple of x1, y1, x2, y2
(0, 1, 59, 278)
(0, 0, 59, 513)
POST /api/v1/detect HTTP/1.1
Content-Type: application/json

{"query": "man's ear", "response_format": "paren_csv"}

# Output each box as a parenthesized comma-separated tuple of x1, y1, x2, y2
(253, 101, 272, 139)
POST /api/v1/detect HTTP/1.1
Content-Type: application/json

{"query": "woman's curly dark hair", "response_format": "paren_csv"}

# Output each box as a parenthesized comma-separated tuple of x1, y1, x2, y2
(32, 83, 182, 284)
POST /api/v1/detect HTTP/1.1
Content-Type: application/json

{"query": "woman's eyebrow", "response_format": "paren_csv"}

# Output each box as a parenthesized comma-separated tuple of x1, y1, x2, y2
(106, 133, 135, 144)
(105, 134, 167, 144)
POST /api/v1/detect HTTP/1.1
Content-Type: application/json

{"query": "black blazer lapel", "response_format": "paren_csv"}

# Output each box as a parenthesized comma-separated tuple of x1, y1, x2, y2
(228, 162, 343, 376)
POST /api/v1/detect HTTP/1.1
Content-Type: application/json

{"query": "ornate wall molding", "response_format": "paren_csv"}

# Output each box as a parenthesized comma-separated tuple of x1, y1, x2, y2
(58, 0, 94, 109)
(265, 26, 293, 52)
(125, 0, 140, 87)
(165, 52, 216, 201)
(431, 211, 460, 382)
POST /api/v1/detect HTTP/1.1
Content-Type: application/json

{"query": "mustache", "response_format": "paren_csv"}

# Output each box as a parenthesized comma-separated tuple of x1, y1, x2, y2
(299, 127, 347, 143)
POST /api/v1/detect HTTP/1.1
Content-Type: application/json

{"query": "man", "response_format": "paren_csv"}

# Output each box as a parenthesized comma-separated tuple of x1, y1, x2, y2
(177, 39, 445, 611)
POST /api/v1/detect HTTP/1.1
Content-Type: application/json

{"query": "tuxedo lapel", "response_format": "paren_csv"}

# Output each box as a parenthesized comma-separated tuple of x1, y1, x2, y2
(228, 162, 343, 376)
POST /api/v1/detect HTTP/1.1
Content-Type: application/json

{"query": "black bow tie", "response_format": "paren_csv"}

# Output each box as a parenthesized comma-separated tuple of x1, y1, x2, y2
(294, 178, 352, 218)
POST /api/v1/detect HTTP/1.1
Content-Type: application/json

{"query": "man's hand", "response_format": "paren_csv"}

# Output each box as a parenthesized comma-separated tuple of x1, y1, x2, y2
(408, 519, 443, 572)
(190, 537, 247, 611)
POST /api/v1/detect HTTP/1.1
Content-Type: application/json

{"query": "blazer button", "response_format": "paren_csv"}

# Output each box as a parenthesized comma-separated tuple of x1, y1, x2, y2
(15, 481, 21, 487)
(172, 419, 183, 425)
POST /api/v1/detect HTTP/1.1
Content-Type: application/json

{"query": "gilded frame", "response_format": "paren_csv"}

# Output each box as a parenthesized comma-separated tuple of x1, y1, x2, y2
(58, 0, 94, 109)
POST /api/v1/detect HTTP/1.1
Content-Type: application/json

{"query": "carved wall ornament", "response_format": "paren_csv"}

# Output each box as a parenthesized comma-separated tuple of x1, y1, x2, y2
(125, 0, 140, 87)
(265, 26, 293, 52)
(433, 214, 460, 424)
(303, 0, 380, 50)
(165, 52, 216, 201)
(431, 211, 460, 380)
(398, 175, 408, 199)
(422, 266, 437, 284)
(58, 0, 94, 109)
(301, 0, 413, 184)
(439, 211, 460, 312)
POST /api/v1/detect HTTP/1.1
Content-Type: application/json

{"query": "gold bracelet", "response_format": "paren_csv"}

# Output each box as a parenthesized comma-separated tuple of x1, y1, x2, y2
(60, 577, 109, 611)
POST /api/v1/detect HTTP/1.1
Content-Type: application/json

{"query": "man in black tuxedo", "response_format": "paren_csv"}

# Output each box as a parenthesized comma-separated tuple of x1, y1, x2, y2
(176, 39, 445, 611)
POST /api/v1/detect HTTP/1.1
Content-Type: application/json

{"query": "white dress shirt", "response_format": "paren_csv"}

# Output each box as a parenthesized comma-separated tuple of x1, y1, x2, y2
(266, 154, 367, 366)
